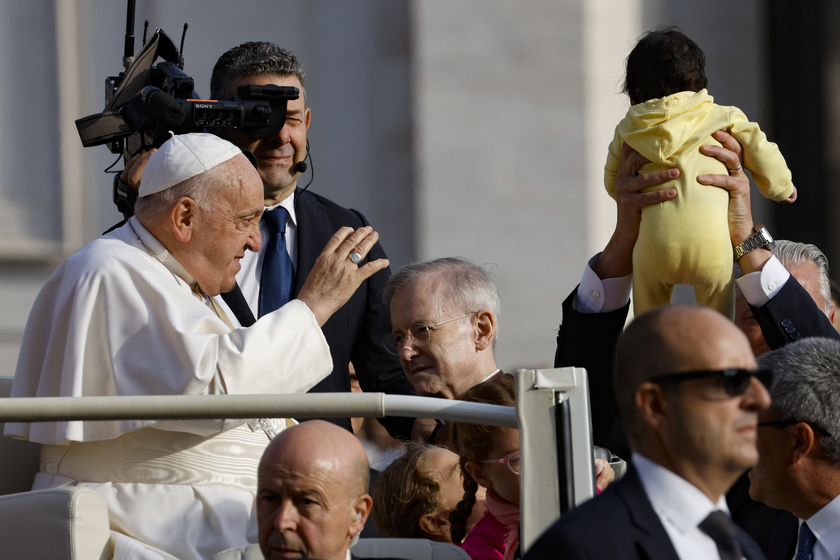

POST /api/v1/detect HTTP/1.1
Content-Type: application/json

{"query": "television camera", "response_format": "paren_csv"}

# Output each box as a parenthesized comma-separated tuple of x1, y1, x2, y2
(75, 1, 297, 218)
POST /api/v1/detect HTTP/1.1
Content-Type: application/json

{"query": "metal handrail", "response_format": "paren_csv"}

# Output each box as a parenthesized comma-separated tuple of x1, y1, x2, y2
(0, 392, 517, 428)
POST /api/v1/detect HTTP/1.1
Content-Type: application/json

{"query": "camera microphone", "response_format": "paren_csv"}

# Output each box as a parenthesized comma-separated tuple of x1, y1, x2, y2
(140, 86, 185, 127)
(295, 161, 307, 174)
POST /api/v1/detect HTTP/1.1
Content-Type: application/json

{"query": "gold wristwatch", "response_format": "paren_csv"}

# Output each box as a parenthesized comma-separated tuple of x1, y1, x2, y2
(733, 224, 775, 260)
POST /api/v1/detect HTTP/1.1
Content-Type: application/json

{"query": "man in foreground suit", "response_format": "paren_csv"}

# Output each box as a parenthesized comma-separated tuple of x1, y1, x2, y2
(527, 305, 770, 559)
(211, 42, 415, 437)
(749, 337, 840, 560)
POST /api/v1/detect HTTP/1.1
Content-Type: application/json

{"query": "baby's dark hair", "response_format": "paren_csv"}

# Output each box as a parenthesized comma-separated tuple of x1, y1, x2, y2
(622, 26, 708, 105)
(447, 374, 516, 543)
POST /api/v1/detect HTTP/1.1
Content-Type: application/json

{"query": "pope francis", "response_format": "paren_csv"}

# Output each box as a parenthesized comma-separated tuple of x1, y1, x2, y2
(4, 133, 389, 560)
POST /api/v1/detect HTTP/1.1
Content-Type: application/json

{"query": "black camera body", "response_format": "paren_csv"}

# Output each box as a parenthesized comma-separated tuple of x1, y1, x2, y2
(77, 15, 297, 218)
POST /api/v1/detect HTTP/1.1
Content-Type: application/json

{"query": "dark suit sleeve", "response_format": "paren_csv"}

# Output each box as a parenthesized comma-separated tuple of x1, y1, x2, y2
(751, 275, 840, 350)
(525, 522, 596, 560)
(347, 209, 416, 440)
(554, 285, 630, 457)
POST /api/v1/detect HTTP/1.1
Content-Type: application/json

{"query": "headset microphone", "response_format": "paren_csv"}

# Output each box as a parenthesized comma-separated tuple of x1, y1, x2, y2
(295, 161, 308, 174)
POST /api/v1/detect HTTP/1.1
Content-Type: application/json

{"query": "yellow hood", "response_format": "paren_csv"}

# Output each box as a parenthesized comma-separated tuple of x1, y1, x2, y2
(618, 89, 715, 162)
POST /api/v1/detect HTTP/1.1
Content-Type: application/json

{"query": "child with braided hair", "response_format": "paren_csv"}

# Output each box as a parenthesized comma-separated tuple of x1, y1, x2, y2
(449, 374, 519, 560)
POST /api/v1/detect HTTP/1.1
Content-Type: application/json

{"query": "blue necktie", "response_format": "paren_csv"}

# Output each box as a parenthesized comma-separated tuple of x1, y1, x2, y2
(795, 522, 816, 560)
(258, 207, 295, 316)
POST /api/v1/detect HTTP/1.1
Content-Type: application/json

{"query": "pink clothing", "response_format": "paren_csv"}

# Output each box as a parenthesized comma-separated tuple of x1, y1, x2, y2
(461, 490, 520, 560)
(460, 509, 506, 560)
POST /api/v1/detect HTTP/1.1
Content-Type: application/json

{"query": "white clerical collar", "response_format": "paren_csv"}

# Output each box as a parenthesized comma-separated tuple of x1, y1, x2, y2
(802, 491, 840, 559)
(632, 453, 728, 535)
(128, 216, 197, 290)
(479, 369, 503, 384)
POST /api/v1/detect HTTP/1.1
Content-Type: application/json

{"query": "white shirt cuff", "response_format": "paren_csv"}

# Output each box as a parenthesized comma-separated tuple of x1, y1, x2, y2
(734, 255, 790, 307)
(574, 253, 633, 313)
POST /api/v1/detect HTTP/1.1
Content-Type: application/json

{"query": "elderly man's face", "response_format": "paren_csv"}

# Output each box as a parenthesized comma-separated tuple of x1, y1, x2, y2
(217, 73, 310, 206)
(389, 277, 479, 399)
(189, 156, 263, 296)
(258, 457, 359, 560)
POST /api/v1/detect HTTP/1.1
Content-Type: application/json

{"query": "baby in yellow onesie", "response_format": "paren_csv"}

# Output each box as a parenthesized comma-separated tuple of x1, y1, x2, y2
(605, 27, 796, 319)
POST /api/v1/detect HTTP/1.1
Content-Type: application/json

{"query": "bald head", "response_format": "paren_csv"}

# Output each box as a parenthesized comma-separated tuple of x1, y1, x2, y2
(614, 306, 768, 501)
(260, 420, 369, 495)
(257, 420, 372, 560)
(615, 306, 756, 440)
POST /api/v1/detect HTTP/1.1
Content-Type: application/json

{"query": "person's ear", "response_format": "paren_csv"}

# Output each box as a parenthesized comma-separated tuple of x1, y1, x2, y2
(791, 422, 817, 465)
(348, 493, 372, 537)
(474, 310, 495, 351)
(636, 382, 670, 431)
(170, 196, 198, 243)
(418, 512, 451, 542)
(304, 107, 312, 131)
(464, 461, 492, 490)
(828, 303, 836, 327)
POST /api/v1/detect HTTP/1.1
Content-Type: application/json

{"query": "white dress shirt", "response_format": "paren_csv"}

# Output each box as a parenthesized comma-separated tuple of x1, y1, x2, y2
(633, 454, 742, 560)
(797, 492, 840, 560)
(574, 252, 791, 313)
(238, 193, 299, 315)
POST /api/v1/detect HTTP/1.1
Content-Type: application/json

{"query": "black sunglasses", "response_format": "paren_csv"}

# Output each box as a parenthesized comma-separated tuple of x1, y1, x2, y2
(758, 418, 833, 438)
(649, 367, 772, 396)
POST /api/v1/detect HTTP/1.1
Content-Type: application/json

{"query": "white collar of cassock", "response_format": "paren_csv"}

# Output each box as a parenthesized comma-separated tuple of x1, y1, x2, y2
(128, 216, 198, 291)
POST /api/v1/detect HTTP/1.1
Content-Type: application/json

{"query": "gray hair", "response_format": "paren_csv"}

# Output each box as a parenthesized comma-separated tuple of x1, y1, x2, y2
(734, 239, 832, 314)
(384, 257, 501, 340)
(757, 337, 840, 464)
(773, 240, 832, 314)
(210, 42, 306, 102)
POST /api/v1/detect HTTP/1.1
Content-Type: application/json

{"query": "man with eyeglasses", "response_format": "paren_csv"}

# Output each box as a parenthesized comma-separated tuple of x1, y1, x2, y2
(383, 257, 503, 401)
(747, 337, 840, 560)
(527, 305, 770, 560)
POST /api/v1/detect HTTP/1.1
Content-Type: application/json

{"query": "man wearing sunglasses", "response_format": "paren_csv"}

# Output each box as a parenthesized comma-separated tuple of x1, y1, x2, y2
(528, 305, 770, 560)
(747, 337, 840, 560)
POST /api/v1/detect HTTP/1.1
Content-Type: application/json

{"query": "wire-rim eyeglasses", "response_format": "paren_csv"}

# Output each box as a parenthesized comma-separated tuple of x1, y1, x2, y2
(480, 449, 520, 475)
(383, 312, 477, 355)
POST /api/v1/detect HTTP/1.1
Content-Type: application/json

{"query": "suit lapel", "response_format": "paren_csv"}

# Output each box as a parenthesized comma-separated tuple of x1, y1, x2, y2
(220, 283, 256, 327)
(616, 467, 682, 560)
(293, 189, 331, 296)
(738, 524, 771, 560)
(764, 511, 797, 560)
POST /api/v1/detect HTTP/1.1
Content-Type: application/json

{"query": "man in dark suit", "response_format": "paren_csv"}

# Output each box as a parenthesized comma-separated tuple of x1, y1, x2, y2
(748, 337, 840, 560)
(210, 42, 415, 438)
(555, 131, 839, 460)
(527, 305, 770, 560)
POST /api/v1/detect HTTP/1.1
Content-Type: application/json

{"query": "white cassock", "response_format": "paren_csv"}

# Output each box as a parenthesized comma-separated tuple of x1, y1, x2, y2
(5, 216, 333, 560)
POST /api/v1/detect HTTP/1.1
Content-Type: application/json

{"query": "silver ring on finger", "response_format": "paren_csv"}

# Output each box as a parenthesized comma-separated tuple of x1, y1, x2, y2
(349, 252, 362, 265)
(728, 164, 742, 174)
